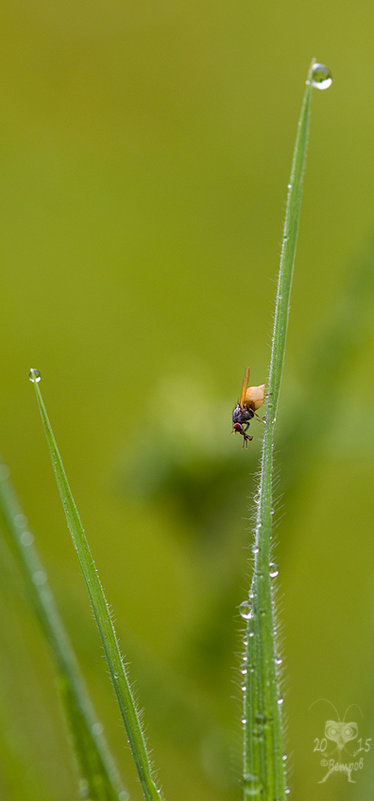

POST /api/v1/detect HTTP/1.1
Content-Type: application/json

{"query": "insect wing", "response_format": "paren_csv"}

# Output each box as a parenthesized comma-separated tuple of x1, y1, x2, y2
(239, 367, 250, 408)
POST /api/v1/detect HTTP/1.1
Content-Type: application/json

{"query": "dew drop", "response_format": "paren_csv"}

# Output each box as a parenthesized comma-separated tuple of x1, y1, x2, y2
(275, 656, 282, 666)
(310, 63, 333, 91)
(28, 368, 41, 383)
(241, 717, 247, 725)
(33, 569, 47, 586)
(252, 546, 259, 555)
(269, 563, 279, 578)
(91, 722, 104, 736)
(20, 530, 34, 547)
(243, 772, 262, 795)
(239, 600, 253, 620)
(278, 696, 284, 706)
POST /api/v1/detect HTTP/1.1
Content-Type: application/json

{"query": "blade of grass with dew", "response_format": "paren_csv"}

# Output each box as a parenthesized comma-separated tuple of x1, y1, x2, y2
(241, 59, 332, 801)
(28, 370, 164, 801)
(0, 459, 127, 801)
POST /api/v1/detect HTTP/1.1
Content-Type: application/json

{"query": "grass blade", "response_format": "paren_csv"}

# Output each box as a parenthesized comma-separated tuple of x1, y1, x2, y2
(242, 59, 332, 800)
(0, 459, 127, 801)
(29, 371, 163, 801)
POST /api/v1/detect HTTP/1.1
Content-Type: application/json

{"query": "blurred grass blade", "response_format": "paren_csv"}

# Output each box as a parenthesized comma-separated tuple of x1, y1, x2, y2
(242, 58, 331, 800)
(0, 459, 127, 801)
(30, 374, 164, 801)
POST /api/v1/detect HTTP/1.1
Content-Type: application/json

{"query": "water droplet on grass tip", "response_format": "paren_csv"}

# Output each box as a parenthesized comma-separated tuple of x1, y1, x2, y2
(28, 368, 41, 383)
(239, 600, 253, 620)
(310, 63, 332, 90)
(269, 563, 279, 578)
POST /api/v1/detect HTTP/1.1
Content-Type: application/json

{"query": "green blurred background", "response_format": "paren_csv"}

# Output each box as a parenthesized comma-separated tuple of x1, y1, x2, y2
(1, 1, 374, 800)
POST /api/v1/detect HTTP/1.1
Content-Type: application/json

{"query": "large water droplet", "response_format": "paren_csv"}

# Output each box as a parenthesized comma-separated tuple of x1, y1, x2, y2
(239, 600, 253, 620)
(29, 368, 41, 383)
(310, 63, 332, 90)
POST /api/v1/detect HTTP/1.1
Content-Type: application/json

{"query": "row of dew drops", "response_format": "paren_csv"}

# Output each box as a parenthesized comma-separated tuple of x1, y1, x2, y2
(239, 62, 333, 799)
(239, 557, 287, 797)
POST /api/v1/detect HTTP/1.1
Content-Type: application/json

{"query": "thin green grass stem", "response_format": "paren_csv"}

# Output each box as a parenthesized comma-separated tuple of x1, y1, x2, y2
(0, 460, 127, 801)
(242, 58, 329, 801)
(30, 378, 164, 801)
